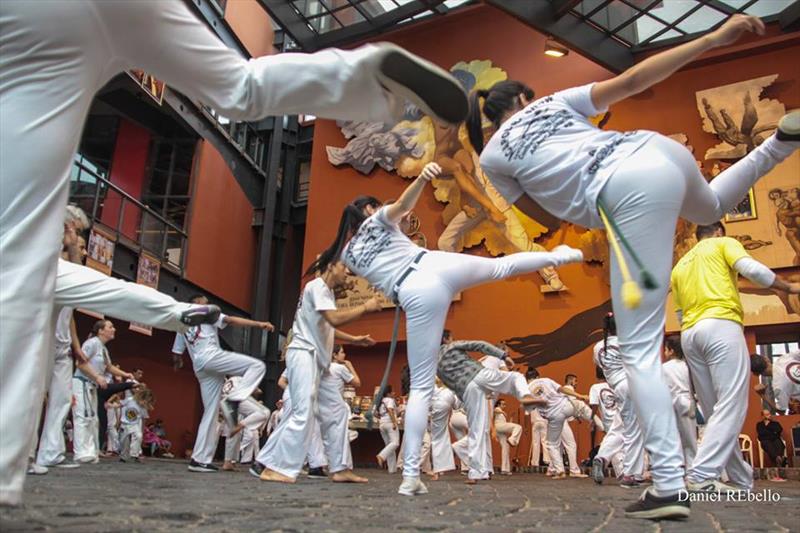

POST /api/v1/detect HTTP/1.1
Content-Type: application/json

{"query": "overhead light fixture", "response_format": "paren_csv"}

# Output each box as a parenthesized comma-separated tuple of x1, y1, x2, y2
(544, 38, 569, 58)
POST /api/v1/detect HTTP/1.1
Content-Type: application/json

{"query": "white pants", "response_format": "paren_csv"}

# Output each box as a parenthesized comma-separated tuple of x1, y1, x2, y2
(317, 375, 353, 474)
(544, 403, 575, 475)
(378, 423, 401, 474)
(673, 393, 697, 469)
(529, 412, 550, 466)
(429, 402, 455, 474)
(593, 135, 795, 494)
(449, 411, 468, 472)
(397, 250, 569, 477)
(71, 378, 99, 462)
(496, 421, 522, 473)
(609, 379, 646, 478)
(307, 419, 328, 469)
(192, 351, 265, 464)
(224, 398, 269, 463)
(106, 415, 120, 455)
(682, 319, 753, 489)
(0, 0, 408, 503)
(120, 424, 142, 459)
(596, 413, 625, 476)
(35, 350, 73, 466)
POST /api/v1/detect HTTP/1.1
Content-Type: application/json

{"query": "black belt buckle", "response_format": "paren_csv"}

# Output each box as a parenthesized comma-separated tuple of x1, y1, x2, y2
(393, 250, 426, 303)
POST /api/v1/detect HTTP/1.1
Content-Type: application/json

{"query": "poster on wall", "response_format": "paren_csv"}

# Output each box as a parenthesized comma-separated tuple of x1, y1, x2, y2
(127, 69, 166, 105)
(129, 252, 161, 336)
(86, 227, 116, 276)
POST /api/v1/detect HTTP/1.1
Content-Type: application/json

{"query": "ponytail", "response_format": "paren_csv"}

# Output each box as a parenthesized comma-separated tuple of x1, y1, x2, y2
(305, 195, 381, 277)
(466, 89, 489, 154)
(465, 81, 535, 155)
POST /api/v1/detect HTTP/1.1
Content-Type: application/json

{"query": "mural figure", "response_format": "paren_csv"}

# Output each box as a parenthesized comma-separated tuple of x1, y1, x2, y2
(769, 187, 800, 265)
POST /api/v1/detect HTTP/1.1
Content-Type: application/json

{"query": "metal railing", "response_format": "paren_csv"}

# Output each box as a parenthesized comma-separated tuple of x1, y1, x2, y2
(69, 158, 188, 271)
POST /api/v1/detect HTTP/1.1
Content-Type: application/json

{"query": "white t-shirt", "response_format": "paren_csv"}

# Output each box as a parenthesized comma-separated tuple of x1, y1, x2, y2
(120, 396, 146, 427)
(289, 277, 337, 369)
(74, 337, 109, 381)
(54, 306, 74, 355)
(480, 83, 654, 228)
(593, 336, 626, 388)
(320, 361, 354, 396)
(528, 377, 570, 420)
(431, 386, 457, 415)
(342, 206, 421, 297)
(481, 355, 507, 372)
(171, 313, 229, 371)
(662, 359, 692, 398)
(772, 351, 800, 411)
(379, 396, 397, 425)
(588, 382, 618, 432)
(493, 408, 508, 424)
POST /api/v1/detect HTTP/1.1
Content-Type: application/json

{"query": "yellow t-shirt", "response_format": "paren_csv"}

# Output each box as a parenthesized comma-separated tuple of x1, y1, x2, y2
(670, 237, 749, 330)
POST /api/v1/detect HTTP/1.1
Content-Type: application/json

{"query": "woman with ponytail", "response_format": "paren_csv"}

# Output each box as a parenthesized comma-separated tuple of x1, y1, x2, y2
(310, 162, 583, 496)
(466, 14, 799, 519)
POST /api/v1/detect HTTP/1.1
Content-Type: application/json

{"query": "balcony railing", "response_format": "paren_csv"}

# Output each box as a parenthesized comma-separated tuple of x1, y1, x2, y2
(69, 157, 188, 272)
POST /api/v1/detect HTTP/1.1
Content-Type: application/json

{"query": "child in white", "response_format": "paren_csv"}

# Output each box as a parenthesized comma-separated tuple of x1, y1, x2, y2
(473, 13, 797, 515)
(105, 395, 122, 455)
(222, 376, 270, 470)
(662, 335, 697, 468)
(493, 399, 522, 475)
(317, 345, 361, 478)
(172, 295, 272, 472)
(377, 391, 401, 474)
(257, 263, 377, 483)
(119, 389, 153, 462)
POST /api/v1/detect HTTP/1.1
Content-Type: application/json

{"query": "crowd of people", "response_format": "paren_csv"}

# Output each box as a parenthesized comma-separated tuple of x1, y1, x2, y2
(2, 0, 799, 523)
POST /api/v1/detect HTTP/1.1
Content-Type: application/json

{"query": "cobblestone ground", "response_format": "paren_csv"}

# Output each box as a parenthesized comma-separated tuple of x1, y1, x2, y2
(2, 459, 799, 532)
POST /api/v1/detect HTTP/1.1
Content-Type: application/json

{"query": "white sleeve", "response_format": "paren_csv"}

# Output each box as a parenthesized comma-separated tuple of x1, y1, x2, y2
(215, 313, 228, 330)
(553, 83, 605, 117)
(82, 337, 101, 358)
(588, 385, 599, 406)
(171, 333, 186, 355)
(313, 281, 337, 312)
(481, 165, 524, 206)
(375, 206, 399, 229)
(339, 365, 354, 384)
(733, 257, 776, 288)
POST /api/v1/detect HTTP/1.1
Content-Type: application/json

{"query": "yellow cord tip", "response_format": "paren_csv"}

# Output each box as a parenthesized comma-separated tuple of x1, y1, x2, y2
(622, 280, 642, 309)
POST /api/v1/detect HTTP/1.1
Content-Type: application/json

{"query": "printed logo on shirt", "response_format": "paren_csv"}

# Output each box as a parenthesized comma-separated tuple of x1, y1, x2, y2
(587, 131, 636, 174)
(345, 219, 392, 270)
(222, 380, 234, 395)
(500, 108, 574, 161)
(184, 326, 202, 345)
(124, 408, 139, 423)
(787, 362, 800, 385)
(531, 385, 545, 398)
(599, 388, 618, 410)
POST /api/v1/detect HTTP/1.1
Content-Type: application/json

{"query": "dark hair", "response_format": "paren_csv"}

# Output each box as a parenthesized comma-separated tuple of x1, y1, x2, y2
(526, 367, 540, 380)
(90, 319, 110, 338)
(664, 334, 683, 359)
(466, 80, 534, 154)
(603, 312, 616, 336)
(750, 354, 768, 375)
(384, 384, 393, 395)
(189, 293, 206, 303)
(334, 344, 344, 355)
(696, 222, 725, 240)
(441, 329, 452, 344)
(595, 366, 605, 380)
(565, 373, 577, 382)
(305, 195, 382, 277)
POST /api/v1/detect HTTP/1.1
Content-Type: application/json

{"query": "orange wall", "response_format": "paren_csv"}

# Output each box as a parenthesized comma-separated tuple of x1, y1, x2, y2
(185, 142, 257, 311)
(224, 0, 275, 57)
(305, 5, 800, 466)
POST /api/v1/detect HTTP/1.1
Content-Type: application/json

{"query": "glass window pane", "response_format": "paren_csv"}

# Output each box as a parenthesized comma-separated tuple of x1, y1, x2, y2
(590, 0, 640, 30)
(330, 6, 367, 26)
(676, 5, 726, 34)
(744, 0, 793, 17)
(646, 0, 702, 24)
(650, 28, 684, 42)
(633, 14, 669, 42)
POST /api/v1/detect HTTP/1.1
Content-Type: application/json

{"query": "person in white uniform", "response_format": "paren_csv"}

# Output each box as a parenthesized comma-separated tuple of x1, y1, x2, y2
(222, 377, 270, 471)
(119, 388, 154, 463)
(172, 295, 274, 473)
(376, 388, 402, 474)
(310, 163, 582, 496)
(589, 368, 624, 482)
(72, 320, 134, 464)
(672, 223, 799, 494)
(493, 399, 522, 475)
(469, 13, 798, 519)
(591, 316, 646, 489)
(105, 394, 122, 456)
(751, 351, 800, 413)
(0, 0, 468, 504)
(554, 374, 590, 479)
(429, 378, 458, 479)
(525, 369, 550, 469)
(662, 335, 697, 469)
(256, 262, 378, 484)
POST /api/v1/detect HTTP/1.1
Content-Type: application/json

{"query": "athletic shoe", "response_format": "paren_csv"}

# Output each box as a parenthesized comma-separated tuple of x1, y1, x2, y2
(686, 479, 741, 494)
(220, 399, 240, 430)
(776, 110, 800, 143)
(398, 476, 429, 496)
(179, 305, 221, 327)
(26, 463, 48, 475)
(49, 459, 80, 469)
(307, 467, 327, 479)
(76, 456, 99, 464)
(372, 43, 468, 125)
(570, 472, 589, 478)
(552, 245, 584, 265)
(591, 457, 605, 485)
(619, 475, 640, 489)
(188, 460, 218, 473)
(249, 462, 265, 479)
(624, 487, 690, 520)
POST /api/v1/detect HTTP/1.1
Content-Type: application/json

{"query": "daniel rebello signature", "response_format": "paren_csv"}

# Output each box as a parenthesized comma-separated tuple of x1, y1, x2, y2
(678, 489, 783, 503)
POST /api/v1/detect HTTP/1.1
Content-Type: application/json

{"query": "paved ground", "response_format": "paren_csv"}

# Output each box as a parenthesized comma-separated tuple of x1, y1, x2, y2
(2, 459, 799, 532)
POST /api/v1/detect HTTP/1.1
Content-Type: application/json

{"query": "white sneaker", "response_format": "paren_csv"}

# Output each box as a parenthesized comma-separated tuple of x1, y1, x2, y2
(26, 463, 48, 475)
(398, 476, 429, 496)
(687, 479, 741, 494)
(776, 110, 800, 144)
(552, 245, 584, 265)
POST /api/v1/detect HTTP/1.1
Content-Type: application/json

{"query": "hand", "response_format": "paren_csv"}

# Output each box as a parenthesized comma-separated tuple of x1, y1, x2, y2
(363, 298, 381, 312)
(96, 377, 108, 389)
(419, 162, 442, 181)
(172, 353, 184, 370)
(124, 372, 135, 381)
(259, 321, 275, 331)
(754, 383, 767, 395)
(788, 282, 800, 295)
(353, 334, 376, 347)
(491, 431, 498, 441)
(504, 356, 515, 369)
(489, 208, 507, 225)
(62, 222, 78, 248)
(708, 14, 765, 47)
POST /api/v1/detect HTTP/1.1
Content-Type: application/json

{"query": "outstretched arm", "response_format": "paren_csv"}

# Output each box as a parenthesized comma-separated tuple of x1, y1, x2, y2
(224, 316, 275, 331)
(383, 162, 442, 224)
(591, 14, 765, 111)
(335, 329, 376, 347)
(734, 257, 800, 293)
(323, 297, 381, 327)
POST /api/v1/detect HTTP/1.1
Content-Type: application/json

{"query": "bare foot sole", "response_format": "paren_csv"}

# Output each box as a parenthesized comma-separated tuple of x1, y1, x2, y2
(259, 469, 296, 483)
(332, 471, 368, 483)
(222, 463, 236, 472)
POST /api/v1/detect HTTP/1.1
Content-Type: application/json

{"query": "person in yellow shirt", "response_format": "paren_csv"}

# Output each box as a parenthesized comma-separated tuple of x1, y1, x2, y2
(671, 222, 799, 495)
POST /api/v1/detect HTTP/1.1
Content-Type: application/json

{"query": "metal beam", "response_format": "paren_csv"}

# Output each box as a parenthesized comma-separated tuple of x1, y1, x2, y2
(551, 0, 583, 20)
(486, 0, 633, 73)
(257, 0, 317, 51)
(188, 0, 251, 58)
(780, 0, 800, 31)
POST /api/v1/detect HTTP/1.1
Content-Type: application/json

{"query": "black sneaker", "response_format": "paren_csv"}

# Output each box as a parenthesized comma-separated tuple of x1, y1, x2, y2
(591, 457, 605, 485)
(188, 460, 218, 473)
(249, 462, 265, 478)
(776, 111, 800, 142)
(180, 305, 221, 327)
(220, 399, 240, 429)
(307, 467, 327, 479)
(374, 43, 468, 125)
(624, 488, 690, 520)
